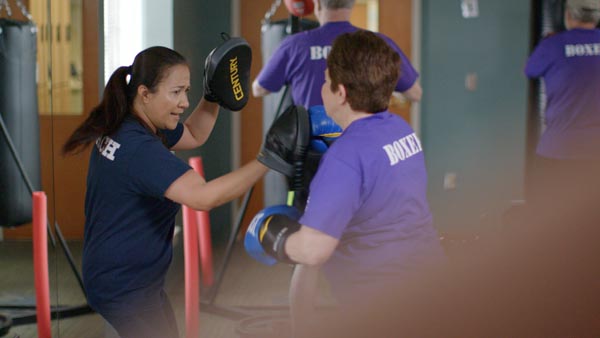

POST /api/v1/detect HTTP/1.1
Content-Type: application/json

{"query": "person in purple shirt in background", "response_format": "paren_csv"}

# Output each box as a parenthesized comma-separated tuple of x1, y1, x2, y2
(524, 0, 600, 226)
(252, 0, 422, 107)
(245, 31, 444, 337)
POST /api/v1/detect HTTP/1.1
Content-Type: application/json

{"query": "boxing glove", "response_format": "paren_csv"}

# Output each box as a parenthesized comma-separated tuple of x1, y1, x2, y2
(244, 205, 302, 265)
(308, 105, 342, 154)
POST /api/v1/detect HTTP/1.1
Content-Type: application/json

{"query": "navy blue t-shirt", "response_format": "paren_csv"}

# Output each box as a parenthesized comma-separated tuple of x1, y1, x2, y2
(82, 117, 190, 315)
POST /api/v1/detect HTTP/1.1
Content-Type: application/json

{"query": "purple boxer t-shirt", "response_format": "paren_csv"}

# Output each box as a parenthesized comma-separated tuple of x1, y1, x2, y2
(299, 112, 443, 301)
(525, 28, 600, 160)
(257, 21, 419, 108)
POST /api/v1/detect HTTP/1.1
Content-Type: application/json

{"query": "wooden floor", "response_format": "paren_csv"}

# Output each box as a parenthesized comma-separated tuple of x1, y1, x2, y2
(0, 231, 335, 338)
(3, 215, 600, 337)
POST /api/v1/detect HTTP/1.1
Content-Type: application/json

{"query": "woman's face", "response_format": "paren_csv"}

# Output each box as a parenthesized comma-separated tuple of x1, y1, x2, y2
(141, 64, 190, 131)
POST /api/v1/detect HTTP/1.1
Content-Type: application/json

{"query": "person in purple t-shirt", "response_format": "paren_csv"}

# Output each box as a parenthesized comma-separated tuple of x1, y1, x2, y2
(252, 0, 422, 108)
(524, 0, 600, 225)
(246, 31, 443, 337)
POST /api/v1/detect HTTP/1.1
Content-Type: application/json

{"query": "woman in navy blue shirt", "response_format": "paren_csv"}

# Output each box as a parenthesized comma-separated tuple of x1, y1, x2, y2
(63, 46, 268, 338)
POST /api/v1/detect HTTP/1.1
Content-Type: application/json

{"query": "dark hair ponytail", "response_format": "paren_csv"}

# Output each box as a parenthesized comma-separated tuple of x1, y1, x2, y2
(62, 66, 133, 155)
(62, 46, 187, 155)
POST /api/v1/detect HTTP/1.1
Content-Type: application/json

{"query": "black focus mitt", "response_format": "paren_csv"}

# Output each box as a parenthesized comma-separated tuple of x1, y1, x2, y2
(203, 33, 252, 111)
(257, 105, 310, 187)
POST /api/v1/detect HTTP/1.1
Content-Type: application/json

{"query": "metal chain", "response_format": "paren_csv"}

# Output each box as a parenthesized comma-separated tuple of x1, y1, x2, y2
(0, 0, 33, 21)
(262, 0, 282, 24)
(0, 0, 12, 17)
(15, 0, 32, 21)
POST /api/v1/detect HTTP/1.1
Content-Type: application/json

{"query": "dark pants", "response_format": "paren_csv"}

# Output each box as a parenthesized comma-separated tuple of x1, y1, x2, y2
(101, 289, 179, 338)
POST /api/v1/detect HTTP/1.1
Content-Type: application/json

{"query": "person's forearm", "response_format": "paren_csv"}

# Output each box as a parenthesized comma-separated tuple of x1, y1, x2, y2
(252, 80, 271, 97)
(286, 227, 338, 266)
(201, 159, 268, 208)
(183, 98, 219, 146)
(402, 82, 422, 102)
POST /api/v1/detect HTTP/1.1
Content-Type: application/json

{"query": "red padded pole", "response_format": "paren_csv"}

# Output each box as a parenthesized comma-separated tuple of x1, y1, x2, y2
(188, 157, 214, 287)
(33, 191, 51, 338)
(182, 201, 200, 337)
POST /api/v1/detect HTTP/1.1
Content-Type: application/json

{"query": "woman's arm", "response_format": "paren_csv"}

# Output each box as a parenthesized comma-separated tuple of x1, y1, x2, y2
(164, 159, 268, 211)
(286, 226, 339, 266)
(171, 98, 219, 150)
(400, 82, 423, 102)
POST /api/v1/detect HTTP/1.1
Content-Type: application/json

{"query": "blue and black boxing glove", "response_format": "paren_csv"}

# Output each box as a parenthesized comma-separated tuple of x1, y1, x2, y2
(308, 105, 342, 154)
(244, 205, 302, 265)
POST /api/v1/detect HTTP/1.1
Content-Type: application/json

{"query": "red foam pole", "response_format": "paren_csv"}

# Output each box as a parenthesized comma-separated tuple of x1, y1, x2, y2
(197, 210, 214, 287)
(182, 201, 199, 337)
(188, 157, 214, 287)
(33, 191, 51, 338)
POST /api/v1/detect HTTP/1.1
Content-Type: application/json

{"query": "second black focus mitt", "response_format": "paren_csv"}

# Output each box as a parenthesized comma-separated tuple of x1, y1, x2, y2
(204, 34, 252, 111)
(257, 105, 310, 185)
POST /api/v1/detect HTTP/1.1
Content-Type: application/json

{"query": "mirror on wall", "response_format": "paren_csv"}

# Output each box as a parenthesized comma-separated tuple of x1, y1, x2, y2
(0, 0, 93, 336)
(0, 0, 58, 336)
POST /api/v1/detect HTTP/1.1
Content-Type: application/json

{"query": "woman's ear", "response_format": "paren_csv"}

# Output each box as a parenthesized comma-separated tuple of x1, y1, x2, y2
(137, 85, 150, 103)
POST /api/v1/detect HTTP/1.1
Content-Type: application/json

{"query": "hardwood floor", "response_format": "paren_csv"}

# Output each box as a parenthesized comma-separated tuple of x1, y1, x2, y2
(0, 232, 334, 338)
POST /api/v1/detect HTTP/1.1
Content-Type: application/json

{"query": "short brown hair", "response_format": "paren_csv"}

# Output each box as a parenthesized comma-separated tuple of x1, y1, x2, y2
(327, 30, 401, 113)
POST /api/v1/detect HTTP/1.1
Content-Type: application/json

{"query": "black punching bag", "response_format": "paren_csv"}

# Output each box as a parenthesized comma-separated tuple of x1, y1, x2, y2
(260, 17, 318, 206)
(0, 18, 41, 227)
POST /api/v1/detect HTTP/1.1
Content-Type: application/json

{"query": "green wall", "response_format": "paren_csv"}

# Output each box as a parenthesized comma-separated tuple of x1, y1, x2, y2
(173, 1, 233, 243)
(420, 0, 531, 234)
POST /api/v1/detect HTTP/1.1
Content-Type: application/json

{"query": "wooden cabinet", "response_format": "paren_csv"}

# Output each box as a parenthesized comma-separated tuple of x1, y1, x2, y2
(31, 0, 82, 115)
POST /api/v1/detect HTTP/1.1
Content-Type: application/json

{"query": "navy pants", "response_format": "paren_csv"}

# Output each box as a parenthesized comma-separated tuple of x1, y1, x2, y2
(102, 289, 179, 338)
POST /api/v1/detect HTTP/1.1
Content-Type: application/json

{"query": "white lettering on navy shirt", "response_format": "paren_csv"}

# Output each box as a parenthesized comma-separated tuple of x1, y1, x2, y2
(382, 132, 423, 166)
(310, 45, 332, 60)
(95, 136, 121, 161)
(565, 43, 600, 57)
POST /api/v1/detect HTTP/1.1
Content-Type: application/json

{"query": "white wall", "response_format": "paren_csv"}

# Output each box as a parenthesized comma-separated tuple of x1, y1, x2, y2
(104, 0, 173, 83)
(143, 0, 173, 48)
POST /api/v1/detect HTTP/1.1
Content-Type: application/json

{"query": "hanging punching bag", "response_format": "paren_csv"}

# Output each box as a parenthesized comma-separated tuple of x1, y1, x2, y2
(0, 18, 41, 227)
(542, 0, 566, 36)
(260, 16, 318, 206)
